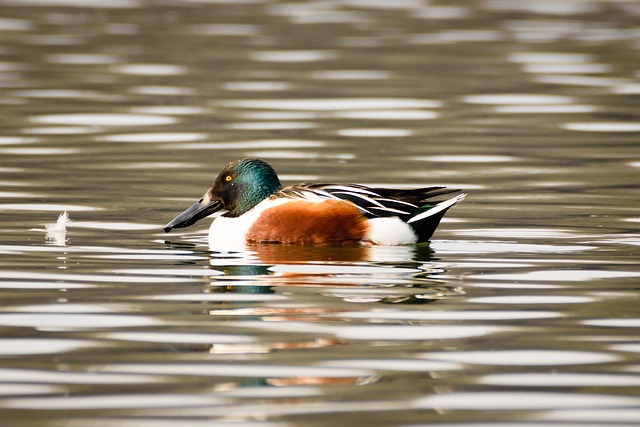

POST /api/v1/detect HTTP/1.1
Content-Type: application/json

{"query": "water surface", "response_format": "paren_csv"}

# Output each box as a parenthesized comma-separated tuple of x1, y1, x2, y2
(0, 1, 639, 426)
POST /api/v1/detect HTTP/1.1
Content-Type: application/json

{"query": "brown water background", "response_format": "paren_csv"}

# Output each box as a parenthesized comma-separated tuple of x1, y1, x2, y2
(0, 0, 639, 426)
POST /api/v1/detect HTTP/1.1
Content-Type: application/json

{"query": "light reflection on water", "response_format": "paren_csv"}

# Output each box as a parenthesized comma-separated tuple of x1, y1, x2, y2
(0, 0, 638, 426)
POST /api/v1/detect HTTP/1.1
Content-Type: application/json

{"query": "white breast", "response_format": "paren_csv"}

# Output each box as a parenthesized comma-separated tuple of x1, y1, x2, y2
(208, 198, 289, 244)
(365, 217, 417, 245)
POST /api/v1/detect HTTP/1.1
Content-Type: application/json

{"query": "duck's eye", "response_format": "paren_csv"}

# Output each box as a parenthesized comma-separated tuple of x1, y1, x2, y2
(225, 175, 233, 182)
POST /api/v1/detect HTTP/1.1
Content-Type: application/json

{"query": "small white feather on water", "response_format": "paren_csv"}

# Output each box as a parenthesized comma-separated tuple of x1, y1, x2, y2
(45, 211, 71, 245)
(45, 211, 71, 233)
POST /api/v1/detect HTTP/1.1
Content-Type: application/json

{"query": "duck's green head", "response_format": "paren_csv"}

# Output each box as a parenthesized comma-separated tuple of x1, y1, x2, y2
(164, 158, 282, 232)
(210, 157, 282, 216)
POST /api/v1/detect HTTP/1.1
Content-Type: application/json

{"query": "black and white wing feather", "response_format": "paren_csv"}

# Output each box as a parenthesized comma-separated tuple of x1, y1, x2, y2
(275, 183, 462, 220)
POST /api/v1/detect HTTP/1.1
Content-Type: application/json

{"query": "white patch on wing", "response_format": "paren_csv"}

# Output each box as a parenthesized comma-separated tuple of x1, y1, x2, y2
(365, 217, 417, 245)
(377, 197, 416, 208)
(321, 185, 379, 196)
(332, 191, 386, 208)
(368, 205, 411, 215)
(295, 190, 333, 202)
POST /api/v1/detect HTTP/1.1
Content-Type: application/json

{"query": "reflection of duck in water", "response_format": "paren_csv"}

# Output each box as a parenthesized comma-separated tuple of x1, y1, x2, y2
(163, 235, 436, 273)
(165, 158, 465, 246)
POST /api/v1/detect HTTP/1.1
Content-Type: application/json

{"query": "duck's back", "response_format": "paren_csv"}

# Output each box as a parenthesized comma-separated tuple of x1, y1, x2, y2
(267, 183, 465, 244)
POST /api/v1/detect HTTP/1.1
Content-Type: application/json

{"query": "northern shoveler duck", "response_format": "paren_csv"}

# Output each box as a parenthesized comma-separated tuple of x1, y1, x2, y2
(164, 157, 465, 245)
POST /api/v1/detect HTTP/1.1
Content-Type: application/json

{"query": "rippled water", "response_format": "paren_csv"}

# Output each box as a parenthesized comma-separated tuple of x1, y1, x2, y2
(0, 0, 639, 426)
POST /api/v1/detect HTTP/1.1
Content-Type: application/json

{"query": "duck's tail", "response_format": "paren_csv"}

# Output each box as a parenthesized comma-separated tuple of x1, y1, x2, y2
(407, 193, 466, 242)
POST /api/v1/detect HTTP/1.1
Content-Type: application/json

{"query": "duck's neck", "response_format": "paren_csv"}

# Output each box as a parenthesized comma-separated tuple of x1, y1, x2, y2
(231, 178, 282, 217)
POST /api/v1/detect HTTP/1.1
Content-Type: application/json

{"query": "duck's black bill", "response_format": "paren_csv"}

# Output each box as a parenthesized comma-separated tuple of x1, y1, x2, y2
(164, 198, 223, 233)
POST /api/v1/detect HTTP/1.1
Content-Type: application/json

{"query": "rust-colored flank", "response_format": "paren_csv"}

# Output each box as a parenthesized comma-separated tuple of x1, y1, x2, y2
(246, 199, 368, 245)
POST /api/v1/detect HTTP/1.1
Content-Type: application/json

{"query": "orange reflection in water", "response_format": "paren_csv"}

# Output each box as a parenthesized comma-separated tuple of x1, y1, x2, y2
(252, 243, 371, 263)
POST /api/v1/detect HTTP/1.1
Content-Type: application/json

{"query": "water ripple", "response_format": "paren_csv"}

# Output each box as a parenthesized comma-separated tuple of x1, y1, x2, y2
(250, 50, 337, 62)
(17, 0, 140, 8)
(103, 363, 374, 380)
(414, 392, 639, 411)
(310, 70, 391, 80)
(224, 81, 290, 91)
(187, 23, 261, 36)
(422, 350, 618, 365)
(0, 368, 164, 385)
(0, 147, 76, 155)
(102, 132, 208, 143)
(508, 52, 594, 64)
(339, 310, 560, 320)
(0, 338, 100, 355)
(129, 86, 195, 96)
(584, 318, 640, 328)
(226, 121, 316, 130)
(338, 128, 413, 137)
(470, 295, 593, 304)
(321, 358, 461, 372)
(2, 394, 228, 410)
(495, 104, 597, 114)
(535, 74, 634, 87)
(105, 331, 254, 344)
(163, 139, 327, 150)
(333, 325, 501, 341)
(336, 110, 439, 120)
(218, 98, 442, 110)
(563, 122, 640, 132)
(523, 63, 611, 74)
(45, 53, 122, 64)
(1, 203, 99, 211)
(31, 113, 177, 126)
(464, 93, 574, 105)
(0, 313, 160, 330)
(112, 63, 187, 75)
(473, 270, 640, 282)
(0, 270, 194, 283)
(115, 268, 223, 277)
(414, 155, 515, 163)
(153, 293, 285, 302)
(481, 372, 640, 387)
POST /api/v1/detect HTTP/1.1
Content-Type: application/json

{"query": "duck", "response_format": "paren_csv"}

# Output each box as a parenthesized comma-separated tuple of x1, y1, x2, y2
(164, 157, 465, 245)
